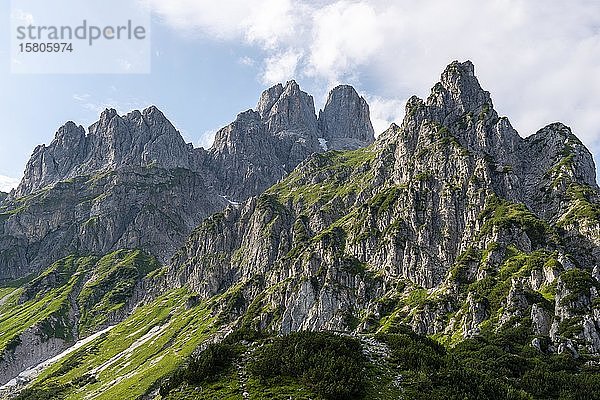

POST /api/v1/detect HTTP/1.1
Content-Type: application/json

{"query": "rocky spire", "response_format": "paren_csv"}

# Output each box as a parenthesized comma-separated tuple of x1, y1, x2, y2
(15, 121, 86, 197)
(317, 85, 375, 150)
(256, 83, 284, 118)
(16, 106, 190, 196)
(395, 60, 521, 166)
(426, 60, 492, 118)
(259, 80, 319, 137)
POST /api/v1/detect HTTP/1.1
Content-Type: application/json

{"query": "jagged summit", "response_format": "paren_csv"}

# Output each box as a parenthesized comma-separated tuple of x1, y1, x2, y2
(428, 60, 492, 113)
(164, 60, 600, 361)
(16, 105, 190, 196)
(3, 80, 376, 279)
(254, 80, 376, 149)
(1, 61, 600, 399)
(318, 85, 375, 150)
(207, 80, 376, 199)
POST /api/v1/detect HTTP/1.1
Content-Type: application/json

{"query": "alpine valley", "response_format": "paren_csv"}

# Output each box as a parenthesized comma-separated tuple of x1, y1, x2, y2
(1, 61, 600, 400)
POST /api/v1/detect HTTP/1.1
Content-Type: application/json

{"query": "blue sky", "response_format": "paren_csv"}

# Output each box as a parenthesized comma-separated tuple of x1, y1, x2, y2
(1, 0, 600, 191)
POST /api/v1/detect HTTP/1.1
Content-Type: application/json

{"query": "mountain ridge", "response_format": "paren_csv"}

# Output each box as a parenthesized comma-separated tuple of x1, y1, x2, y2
(0, 81, 375, 281)
(0, 60, 600, 399)
(160, 60, 600, 348)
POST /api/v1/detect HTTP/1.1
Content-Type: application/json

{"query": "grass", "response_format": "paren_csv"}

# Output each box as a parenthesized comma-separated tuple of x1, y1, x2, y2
(558, 183, 600, 227)
(0, 250, 161, 364)
(77, 250, 160, 335)
(27, 288, 216, 400)
(267, 146, 376, 208)
(478, 194, 554, 246)
(0, 256, 94, 355)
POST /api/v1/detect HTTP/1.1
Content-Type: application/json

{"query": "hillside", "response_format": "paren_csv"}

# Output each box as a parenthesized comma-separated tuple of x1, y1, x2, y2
(1, 61, 600, 399)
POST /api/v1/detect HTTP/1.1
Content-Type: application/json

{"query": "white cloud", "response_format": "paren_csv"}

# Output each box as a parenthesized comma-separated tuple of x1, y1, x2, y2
(366, 96, 406, 136)
(262, 49, 303, 85)
(306, 1, 383, 83)
(0, 175, 20, 192)
(72, 93, 91, 102)
(238, 56, 255, 67)
(198, 129, 217, 149)
(149, 0, 600, 164)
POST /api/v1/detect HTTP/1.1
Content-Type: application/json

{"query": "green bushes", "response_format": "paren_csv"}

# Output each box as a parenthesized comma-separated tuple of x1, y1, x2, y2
(478, 195, 553, 246)
(383, 332, 445, 371)
(158, 327, 600, 400)
(377, 325, 600, 399)
(160, 331, 365, 399)
(451, 331, 600, 399)
(14, 384, 69, 400)
(159, 342, 238, 396)
(248, 332, 366, 400)
(378, 330, 528, 400)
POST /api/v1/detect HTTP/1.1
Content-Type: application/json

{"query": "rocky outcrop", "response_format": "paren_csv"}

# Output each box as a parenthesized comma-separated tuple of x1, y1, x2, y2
(163, 61, 600, 356)
(206, 80, 376, 201)
(0, 327, 70, 386)
(0, 167, 225, 279)
(0, 81, 377, 280)
(15, 107, 192, 197)
(318, 85, 375, 150)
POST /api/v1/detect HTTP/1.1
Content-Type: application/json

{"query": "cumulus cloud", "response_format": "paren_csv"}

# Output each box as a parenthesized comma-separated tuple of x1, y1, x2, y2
(198, 129, 217, 149)
(262, 49, 303, 85)
(366, 96, 406, 136)
(0, 175, 20, 192)
(148, 0, 600, 160)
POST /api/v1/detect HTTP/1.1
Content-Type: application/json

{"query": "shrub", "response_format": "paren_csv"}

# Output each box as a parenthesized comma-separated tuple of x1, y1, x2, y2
(159, 342, 237, 396)
(248, 331, 366, 400)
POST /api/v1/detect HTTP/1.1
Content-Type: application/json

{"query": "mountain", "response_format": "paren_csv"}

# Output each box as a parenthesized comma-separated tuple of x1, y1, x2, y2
(1, 61, 600, 399)
(163, 60, 600, 344)
(0, 82, 375, 282)
(204, 81, 374, 201)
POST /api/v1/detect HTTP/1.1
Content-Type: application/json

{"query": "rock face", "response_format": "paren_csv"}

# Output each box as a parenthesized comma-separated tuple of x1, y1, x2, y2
(206, 81, 376, 201)
(2, 61, 600, 397)
(15, 107, 191, 197)
(318, 85, 375, 150)
(206, 81, 321, 201)
(165, 61, 600, 356)
(0, 81, 375, 281)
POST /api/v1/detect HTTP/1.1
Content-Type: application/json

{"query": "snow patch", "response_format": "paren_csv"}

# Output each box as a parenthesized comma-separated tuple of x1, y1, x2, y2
(318, 138, 328, 151)
(0, 325, 116, 391)
(219, 194, 241, 206)
(90, 324, 168, 375)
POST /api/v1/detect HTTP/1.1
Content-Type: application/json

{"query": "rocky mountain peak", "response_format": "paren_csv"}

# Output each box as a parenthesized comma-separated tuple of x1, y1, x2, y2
(91, 108, 119, 133)
(256, 80, 306, 119)
(390, 61, 521, 168)
(263, 81, 318, 136)
(208, 80, 376, 200)
(522, 122, 598, 191)
(317, 85, 375, 150)
(141, 105, 169, 125)
(427, 60, 492, 119)
(99, 107, 118, 122)
(54, 121, 85, 147)
(256, 83, 284, 118)
(15, 106, 191, 196)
